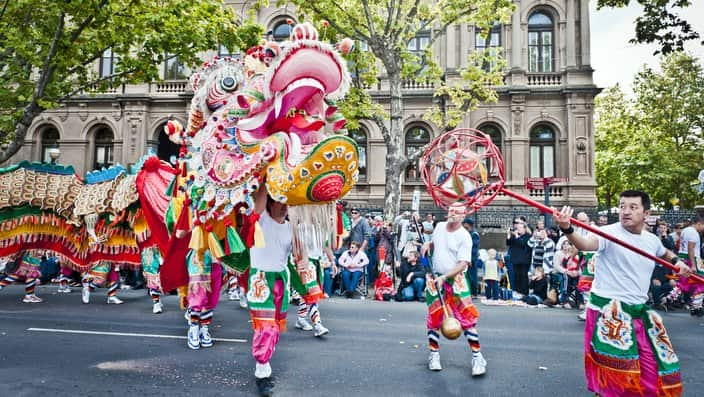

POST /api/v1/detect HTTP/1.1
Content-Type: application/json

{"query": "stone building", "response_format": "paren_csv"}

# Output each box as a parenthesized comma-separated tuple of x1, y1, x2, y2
(9, 0, 599, 210)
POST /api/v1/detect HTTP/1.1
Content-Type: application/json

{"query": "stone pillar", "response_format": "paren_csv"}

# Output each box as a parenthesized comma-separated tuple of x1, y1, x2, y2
(511, 1, 522, 70)
(121, 101, 149, 166)
(459, 23, 468, 69)
(580, 0, 591, 66)
(566, 0, 576, 68)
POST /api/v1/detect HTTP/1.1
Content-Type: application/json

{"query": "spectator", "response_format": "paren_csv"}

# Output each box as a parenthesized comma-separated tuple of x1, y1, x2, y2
(373, 267, 395, 301)
(670, 223, 683, 251)
(527, 229, 555, 274)
(322, 248, 339, 297)
(483, 248, 501, 303)
(394, 211, 411, 257)
(656, 222, 676, 251)
(462, 217, 481, 297)
(401, 218, 423, 260)
(548, 240, 571, 306)
(562, 243, 582, 309)
(597, 215, 608, 226)
(506, 221, 531, 297)
(422, 213, 435, 243)
(525, 266, 548, 306)
(338, 241, 369, 299)
(395, 251, 427, 301)
(374, 220, 396, 275)
(39, 252, 60, 284)
(348, 208, 374, 284)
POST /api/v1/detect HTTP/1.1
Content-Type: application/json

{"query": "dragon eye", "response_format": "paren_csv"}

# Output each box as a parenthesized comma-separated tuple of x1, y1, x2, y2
(221, 76, 237, 91)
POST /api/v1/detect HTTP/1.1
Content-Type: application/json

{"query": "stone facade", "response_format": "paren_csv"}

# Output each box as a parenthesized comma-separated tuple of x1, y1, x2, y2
(10, 0, 599, 209)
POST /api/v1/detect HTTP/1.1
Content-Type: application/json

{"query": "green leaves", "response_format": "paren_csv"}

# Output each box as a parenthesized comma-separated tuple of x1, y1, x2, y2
(0, 0, 263, 160)
(597, 0, 702, 55)
(595, 53, 704, 209)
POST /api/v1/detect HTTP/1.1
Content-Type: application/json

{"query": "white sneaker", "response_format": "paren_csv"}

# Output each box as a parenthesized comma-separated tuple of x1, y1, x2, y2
(81, 286, 90, 304)
(471, 353, 487, 376)
(22, 294, 43, 303)
(239, 293, 248, 309)
(187, 324, 200, 350)
(428, 351, 442, 371)
(295, 317, 313, 331)
(57, 286, 71, 293)
(255, 361, 272, 379)
(313, 323, 329, 337)
(199, 325, 213, 348)
(228, 289, 240, 301)
(107, 296, 124, 304)
(578, 310, 587, 321)
(153, 301, 163, 314)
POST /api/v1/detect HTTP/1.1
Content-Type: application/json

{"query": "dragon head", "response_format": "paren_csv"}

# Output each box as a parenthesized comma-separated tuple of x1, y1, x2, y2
(180, 22, 358, 222)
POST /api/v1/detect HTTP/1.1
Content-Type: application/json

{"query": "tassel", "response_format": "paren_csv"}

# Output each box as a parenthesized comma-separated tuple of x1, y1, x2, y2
(253, 220, 265, 248)
(223, 218, 246, 254)
(189, 224, 206, 252)
(205, 224, 225, 259)
(244, 213, 260, 248)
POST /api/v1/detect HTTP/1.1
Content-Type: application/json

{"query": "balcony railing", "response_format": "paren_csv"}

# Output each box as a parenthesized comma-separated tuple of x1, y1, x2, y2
(526, 73, 562, 86)
(401, 79, 434, 90)
(83, 83, 122, 95)
(153, 80, 188, 94)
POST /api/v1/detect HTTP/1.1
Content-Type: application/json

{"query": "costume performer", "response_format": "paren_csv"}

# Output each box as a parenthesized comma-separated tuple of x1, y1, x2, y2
(0, 250, 43, 303)
(185, 250, 222, 350)
(290, 244, 331, 337)
(248, 185, 300, 395)
(420, 203, 486, 376)
(555, 190, 692, 397)
(674, 216, 704, 316)
(142, 246, 165, 314)
(81, 262, 123, 305)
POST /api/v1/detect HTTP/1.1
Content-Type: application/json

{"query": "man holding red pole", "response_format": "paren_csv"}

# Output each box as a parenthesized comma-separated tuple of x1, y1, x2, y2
(554, 190, 691, 397)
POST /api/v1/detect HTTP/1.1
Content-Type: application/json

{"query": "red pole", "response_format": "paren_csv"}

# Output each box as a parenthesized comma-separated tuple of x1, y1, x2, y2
(500, 188, 704, 284)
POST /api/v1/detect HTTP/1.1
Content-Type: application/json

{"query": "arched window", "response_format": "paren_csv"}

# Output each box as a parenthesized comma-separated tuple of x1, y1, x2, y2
(149, 122, 181, 163)
(93, 128, 114, 170)
(271, 20, 293, 42)
(475, 24, 501, 71)
(528, 11, 554, 72)
(477, 124, 502, 176)
(41, 127, 60, 163)
(530, 124, 555, 177)
(405, 125, 430, 181)
(348, 128, 368, 180)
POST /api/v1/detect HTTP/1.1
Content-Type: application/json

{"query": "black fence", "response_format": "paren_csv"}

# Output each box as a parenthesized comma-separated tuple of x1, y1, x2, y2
(352, 206, 700, 231)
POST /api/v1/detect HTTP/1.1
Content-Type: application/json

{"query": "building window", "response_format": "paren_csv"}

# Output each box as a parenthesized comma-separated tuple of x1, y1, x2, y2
(405, 125, 430, 181)
(348, 128, 368, 180)
(153, 122, 181, 163)
(93, 128, 114, 170)
(218, 44, 240, 59)
(408, 30, 430, 54)
(99, 48, 116, 78)
(475, 24, 501, 71)
(164, 54, 188, 80)
(528, 11, 554, 72)
(530, 124, 555, 177)
(41, 127, 60, 163)
(271, 20, 293, 42)
(477, 124, 502, 176)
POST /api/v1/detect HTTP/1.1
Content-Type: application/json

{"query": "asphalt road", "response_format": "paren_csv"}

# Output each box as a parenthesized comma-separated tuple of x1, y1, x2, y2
(1, 284, 703, 396)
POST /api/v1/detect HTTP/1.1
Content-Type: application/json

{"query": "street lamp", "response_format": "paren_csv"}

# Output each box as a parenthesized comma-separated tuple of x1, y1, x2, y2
(48, 148, 61, 164)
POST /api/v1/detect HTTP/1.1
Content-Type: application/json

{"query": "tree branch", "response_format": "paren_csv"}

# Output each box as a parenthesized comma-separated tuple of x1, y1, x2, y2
(35, 12, 65, 101)
(360, 0, 377, 38)
(59, 68, 137, 101)
(307, 2, 370, 41)
(67, 0, 109, 43)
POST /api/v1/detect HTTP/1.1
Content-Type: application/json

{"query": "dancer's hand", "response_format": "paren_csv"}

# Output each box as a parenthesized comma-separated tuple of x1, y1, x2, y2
(676, 261, 693, 277)
(553, 206, 574, 229)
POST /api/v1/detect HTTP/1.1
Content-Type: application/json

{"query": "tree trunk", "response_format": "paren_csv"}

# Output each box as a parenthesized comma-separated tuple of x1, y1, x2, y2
(0, 102, 41, 164)
(382, 70, 406, 222)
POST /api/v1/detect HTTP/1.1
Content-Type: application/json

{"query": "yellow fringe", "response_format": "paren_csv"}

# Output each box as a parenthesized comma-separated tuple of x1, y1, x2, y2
(253, 220, 265, 248)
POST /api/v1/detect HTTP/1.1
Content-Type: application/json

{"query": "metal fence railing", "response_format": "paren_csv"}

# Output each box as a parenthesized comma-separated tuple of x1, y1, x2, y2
(350, 206, 700, 231)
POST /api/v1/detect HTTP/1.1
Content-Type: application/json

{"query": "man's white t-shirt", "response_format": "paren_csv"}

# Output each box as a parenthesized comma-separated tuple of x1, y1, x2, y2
(431, 222, 473, 274)
(249, 210, 292, 272)
(590, 223, 666, 305)
(678, 226, 701, 259)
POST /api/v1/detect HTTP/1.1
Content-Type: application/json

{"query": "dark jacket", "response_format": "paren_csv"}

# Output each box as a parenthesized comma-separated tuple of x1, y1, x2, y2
(529, 277, 548, 300)
(374, 227, 395, 264)
(396, 261, 427, 290)
(506, 233, 531, 264)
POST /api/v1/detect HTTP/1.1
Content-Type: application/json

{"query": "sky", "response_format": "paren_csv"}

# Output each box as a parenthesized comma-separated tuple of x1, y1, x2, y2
(590, 1, 704, 92)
